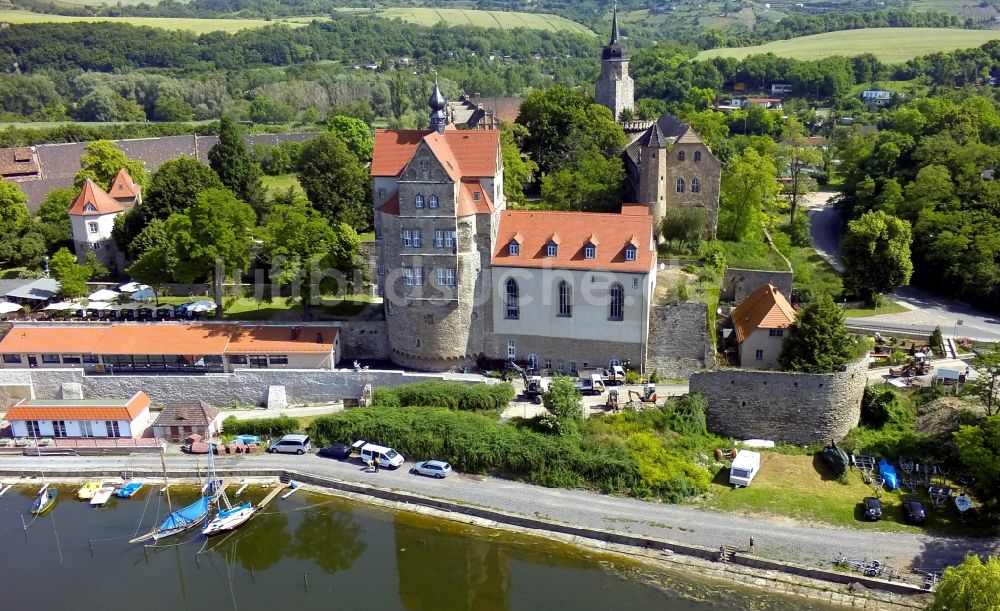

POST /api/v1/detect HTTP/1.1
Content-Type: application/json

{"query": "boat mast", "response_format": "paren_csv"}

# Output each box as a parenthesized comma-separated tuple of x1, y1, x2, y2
(160, 444, 172, 513)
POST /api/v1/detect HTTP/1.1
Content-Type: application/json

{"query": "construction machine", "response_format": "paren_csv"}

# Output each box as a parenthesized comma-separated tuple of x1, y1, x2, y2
(627, 383, 657, 404)
(605, 388, 620, 412)
(505, 361, 550, 404)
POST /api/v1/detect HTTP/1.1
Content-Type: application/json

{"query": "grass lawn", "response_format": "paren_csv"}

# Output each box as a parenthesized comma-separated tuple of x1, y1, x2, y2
(785, 244, 844, 299)
(261, 173, 303, 196)
(696, 28, 1000, 63)
(0, 10, 323, 32)
(843, 302, 909, 318)
(153, 294, 376, 320)
(372, 7, 594, 35)
(699, 453, 981, 535)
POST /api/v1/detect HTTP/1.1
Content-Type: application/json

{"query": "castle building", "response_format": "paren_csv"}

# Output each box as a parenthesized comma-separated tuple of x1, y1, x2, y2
(594, 5, 634, 122)
(373, 84, 656, 373)
(67, 177, 129, 271)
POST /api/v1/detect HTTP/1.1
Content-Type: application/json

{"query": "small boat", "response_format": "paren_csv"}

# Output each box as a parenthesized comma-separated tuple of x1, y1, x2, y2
(31, 488, 58, 515)
(202, 501, 257, 537)
(90, 482, 118, 507)
(115, 482, 144, 498)
(77, 481, 102, 500)
(955, 494, 973, 513)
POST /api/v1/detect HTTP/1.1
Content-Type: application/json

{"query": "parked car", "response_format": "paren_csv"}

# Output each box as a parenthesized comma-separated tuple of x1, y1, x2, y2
(410, 460, 452, 479)
(318, 443, 351, 459)
(903, 498, 927, 524)
(269, 434, 311, 455)
(353, 440, 404, 468)
(862, 496, 882, 521)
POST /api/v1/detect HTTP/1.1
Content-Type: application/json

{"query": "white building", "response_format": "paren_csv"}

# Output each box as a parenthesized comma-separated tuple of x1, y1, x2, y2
(5, 391, 152, 439)
(861, 90, 892, 104)
(731, 284, 796, 370)
(68, 178, 126, 271)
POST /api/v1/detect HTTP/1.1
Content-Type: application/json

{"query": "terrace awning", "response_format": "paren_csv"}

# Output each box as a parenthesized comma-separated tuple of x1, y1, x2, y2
(118, 282, 150, 293)
(87, 289, 119, 301)
(85, 301, 111, 310)
(43, 301, 81, 311)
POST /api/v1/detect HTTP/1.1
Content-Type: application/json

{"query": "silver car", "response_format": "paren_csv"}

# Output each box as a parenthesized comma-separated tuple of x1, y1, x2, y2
(268, 434, 310, 455)
(410, 460, 452, 479)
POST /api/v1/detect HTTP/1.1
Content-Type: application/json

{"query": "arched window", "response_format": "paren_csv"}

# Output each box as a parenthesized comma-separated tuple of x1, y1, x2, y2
(609, 283, 624, 321)
(694, 150, 702, 162)
(677, 150, 685, 162)
(691, 177, 701, 193)
(415, 194, 425, 209)
(429, 194, 439, 208)
(676, 178, 685, 193)
(558, 281, 572, 317)
(505, 278, 519, 320)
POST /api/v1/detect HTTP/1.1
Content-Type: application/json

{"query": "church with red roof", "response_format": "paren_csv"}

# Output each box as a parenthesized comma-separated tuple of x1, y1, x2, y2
(373, 84, 657, 373)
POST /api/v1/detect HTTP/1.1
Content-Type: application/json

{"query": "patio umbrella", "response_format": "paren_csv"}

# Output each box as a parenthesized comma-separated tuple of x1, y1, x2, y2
(186, 301, 217, 313)
(43, 301, 79, 311)
(86, 301, 111, 310)
(118, 282, 150, 293)
(131, 288, 158, 301)
(0, 302, 22, 314)
(87, 289, 120, 301)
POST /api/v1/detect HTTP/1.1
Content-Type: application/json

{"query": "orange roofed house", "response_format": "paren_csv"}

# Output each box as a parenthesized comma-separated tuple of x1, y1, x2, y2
(372, 84, 657, 373)
(5, 391, 152, 439)
(731, 284, 796, 370)
(67, 172, 140, 273)
(0, 323, 340, 373)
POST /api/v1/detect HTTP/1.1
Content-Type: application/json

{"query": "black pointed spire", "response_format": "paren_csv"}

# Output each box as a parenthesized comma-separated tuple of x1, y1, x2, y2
(602, 2, 627, 61)
(428, 77, 447, 134)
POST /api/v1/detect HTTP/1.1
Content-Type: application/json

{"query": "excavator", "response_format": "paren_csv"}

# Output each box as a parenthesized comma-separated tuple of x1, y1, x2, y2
(504, 361, 550, 404)
(627, 383, 657, 405)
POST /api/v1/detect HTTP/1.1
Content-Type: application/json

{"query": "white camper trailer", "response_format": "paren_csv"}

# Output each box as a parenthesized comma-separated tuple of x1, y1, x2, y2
(729, 450, 761, 487)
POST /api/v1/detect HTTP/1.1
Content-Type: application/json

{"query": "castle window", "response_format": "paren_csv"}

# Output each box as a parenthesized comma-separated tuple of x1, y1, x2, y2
(434, 230, 444, 248)
(429, 194, 439, 209)
(584, 244, 596, 259)
(507, 340, 516, 360)
(677, 150, 685, 162)
(444, 231, 455, 248)
(403, 268, 415, 286)
(633, 278, 639, 289)
(415, 194, 425, 209)
(437, 268, 456, 287)
(694, 151, 702, 162)
(402, 229, 420, 247)
(558, 280, 572, 317)
(378, 265, 386, 276)
(508, 241, 520, 256)
(419, 159, 430, 178)
(88, 222, 99, 233)
(414, 267, 424, 285)
(755, 349, 764, 361)
(625, 245, 636, 261)
(378, 188, 386, 199)
(691, 178, 701, 193)
(676, 178, 685, 193)
(609, 282, 624, 321)
(505, 278, 519, 319)
(546, 242, 557, 257)
(769, 329, 784, 337)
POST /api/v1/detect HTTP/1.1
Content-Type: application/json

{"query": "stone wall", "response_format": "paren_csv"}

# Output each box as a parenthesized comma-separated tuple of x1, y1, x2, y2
(720, 268, 793, 303)
(645, 302, 712, 379)
(0, 367, 483, 407)
(337, 321, 390, 360)
(689, 357, 868, 444)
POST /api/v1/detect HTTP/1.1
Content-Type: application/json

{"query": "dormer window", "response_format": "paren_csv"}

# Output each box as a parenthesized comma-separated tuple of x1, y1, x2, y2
(415, 194, 425, 209)
(625, 245, 636, 261)
(84, 203, 97, 212)
(546, 242, 557, 257)
(584, 244, 596, 259)
(509, 241, 520, 256)
(473, 192, 480, 201)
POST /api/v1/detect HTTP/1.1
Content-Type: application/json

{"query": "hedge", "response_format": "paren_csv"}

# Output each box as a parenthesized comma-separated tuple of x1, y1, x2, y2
(372, 381, 515, 411)
(221, 415, 300, 437)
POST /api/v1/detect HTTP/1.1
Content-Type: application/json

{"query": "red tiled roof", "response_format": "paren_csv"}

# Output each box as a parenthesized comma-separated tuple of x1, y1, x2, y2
(732, 284, 796, 343)
(0, 147, 40, 179)
(99, 324, 235, 355)
(5, 391, 151, 422)
(492, 210, 654, 273)
(378, 192, 400, 216)
(108, 168, 139, 199)
(67, 180, 125, 216)
(371, 130, 499, 178)
(226, 326, 338, 353)
(456, 180, 493, 216)
(620, 202, 650, 216)
(0, 327, 106, 354)
(422, 132, 462, 181)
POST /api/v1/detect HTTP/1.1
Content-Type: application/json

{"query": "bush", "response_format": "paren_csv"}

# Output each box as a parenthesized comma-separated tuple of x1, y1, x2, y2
(221, 415, 299, 437)
(860, 384, 908, 428)
(372, 381, 514, 411)
(624, 369, 641, 384)
(787, 213, 811, 247)
(930, 326, 944, 355)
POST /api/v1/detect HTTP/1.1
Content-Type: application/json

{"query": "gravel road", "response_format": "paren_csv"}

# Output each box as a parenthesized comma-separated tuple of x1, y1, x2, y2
(3, 453, 995, 577)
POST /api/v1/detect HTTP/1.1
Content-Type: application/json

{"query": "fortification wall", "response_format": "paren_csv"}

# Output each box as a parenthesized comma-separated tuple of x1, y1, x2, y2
(720, 268, 793, 303)
(645, 301, 712, 378)
(337, 320, 390, 360)
(689, 357, 867, 444)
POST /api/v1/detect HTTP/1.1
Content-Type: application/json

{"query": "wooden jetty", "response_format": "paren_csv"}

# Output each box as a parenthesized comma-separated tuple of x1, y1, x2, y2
(257, 485, 284, 510)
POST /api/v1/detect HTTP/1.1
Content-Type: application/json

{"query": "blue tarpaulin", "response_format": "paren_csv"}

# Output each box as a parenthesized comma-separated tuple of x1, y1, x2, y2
(878, 459, 899, 490)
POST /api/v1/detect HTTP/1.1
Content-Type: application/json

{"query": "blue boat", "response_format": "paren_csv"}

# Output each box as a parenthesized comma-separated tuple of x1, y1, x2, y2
(878, 459, 899, 490)
(130, 496, 213, 543)
(31, 488, 58, 515)
(115, 482, 144, 498)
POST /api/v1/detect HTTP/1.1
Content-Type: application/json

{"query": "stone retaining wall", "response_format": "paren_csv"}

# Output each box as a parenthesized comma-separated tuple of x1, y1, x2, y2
(689, 357, 868, 444)
(720, 268, 793, 303)
(645, 301, 712, 378)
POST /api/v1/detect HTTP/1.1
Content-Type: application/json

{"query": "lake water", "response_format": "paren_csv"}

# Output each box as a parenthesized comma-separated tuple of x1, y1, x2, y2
(0, 484, 844, 610)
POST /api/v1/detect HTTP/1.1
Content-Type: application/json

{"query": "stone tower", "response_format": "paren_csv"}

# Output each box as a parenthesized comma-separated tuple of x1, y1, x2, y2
(595, 4, 634, 122)
(634, 123, 669, 226)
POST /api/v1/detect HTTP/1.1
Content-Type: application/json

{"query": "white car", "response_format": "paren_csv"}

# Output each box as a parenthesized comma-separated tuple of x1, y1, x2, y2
(410, 460, 452, 479)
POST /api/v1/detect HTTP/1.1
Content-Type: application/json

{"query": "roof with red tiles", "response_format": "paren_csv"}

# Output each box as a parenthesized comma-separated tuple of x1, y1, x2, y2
(108, 168, 140, 200)
(67, 180, 125, 216)
(226, 325, 338, 354)
(6, 391, 151, 422)
(732, 284, 796, 343)
(456, 181, 494, 216)
(0, 147, 40, 180)
(371, 130, 499, 178)
(491, 210, 654, 273)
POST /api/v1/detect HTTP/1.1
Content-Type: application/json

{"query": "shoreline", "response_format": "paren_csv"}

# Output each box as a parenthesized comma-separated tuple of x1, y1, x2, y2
(3, 468, 931, 610)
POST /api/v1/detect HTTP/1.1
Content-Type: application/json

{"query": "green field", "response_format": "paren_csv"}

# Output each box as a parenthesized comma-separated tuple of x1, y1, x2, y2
(374, 7, 594, 35)
(697, 28, 1000, 63)
(0, 10, 323, 33)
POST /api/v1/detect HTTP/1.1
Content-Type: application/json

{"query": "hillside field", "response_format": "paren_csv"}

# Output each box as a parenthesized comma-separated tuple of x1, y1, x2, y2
(696, 28, 1000, 63)
(0, 10, 322, 33)
(372, 7, 594, 35)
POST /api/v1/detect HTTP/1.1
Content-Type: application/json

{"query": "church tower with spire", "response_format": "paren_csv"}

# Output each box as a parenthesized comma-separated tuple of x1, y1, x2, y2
(428, 79, 448, 134)
(595, 4, 634, 122)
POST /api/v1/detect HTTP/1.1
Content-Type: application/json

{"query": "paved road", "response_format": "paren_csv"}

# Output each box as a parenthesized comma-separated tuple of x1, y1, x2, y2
(805, 191, 845, 273)
(3, 453, 995, 577)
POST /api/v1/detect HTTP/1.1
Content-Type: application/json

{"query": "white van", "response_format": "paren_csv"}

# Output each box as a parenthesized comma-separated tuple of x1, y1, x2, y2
(729, 450, 761, 487)
(353, 441, 405, 469)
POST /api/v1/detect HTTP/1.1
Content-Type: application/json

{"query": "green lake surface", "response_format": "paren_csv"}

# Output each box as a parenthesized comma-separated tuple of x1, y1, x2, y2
(0, 484, 845, 610)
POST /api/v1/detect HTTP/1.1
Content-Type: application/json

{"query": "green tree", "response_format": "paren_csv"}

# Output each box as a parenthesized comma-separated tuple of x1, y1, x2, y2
(152, 95, 194, 122)
(125, 218, 178, 301)
(955, 415, 1000, 511)
(296, 132, 371, 230)
(0, 179, 33, 266)
(249, 96, 294, 125)
(499, 123, 536, 207)
(166, 188, 256, 317)
(258, 194, 362, 319)
(779, 293, 857, 373)
(841, 210, 913, 302)
(931, 555, 1000, 611)
(143, 157, 225, 221)
(542, 375, 583, 432)
(326, 115, 373, 162)
(540, 151, 624, 212)
(967, 347, 1000, 416)
(48, 247, 90, 298)
(781, 120, 822, 225)
(74, 140, 147, 190)
(208, 116, 266, 217)
(718, 148, 781, 241)
(34, 188, 75, 252)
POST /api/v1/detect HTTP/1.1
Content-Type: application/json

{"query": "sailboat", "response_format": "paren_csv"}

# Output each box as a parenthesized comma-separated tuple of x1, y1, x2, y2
(202, 435, 256, 536)
(130, 448, 219, 544)
(30, 435, 57, 515)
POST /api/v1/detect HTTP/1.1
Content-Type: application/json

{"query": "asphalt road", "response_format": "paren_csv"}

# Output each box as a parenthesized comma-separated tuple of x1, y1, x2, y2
(3, 453, 995, 577)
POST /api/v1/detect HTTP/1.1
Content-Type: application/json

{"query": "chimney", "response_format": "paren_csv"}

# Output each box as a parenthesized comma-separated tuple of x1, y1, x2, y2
(291, 326, 301, 340)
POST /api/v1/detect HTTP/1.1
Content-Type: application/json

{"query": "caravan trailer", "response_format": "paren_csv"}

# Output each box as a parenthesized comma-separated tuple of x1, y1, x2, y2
(729, 450, 761, 487)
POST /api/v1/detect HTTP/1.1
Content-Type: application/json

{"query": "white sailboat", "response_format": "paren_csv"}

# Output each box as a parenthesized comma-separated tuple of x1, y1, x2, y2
(30, 435, 57, 515)
(202, 436, 257, 537)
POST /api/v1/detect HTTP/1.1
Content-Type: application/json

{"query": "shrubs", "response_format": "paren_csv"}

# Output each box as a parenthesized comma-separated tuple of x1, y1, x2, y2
(372, 381, 514, 411)
(221, 415, 299, 437)
(860, 384, 909, 428)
